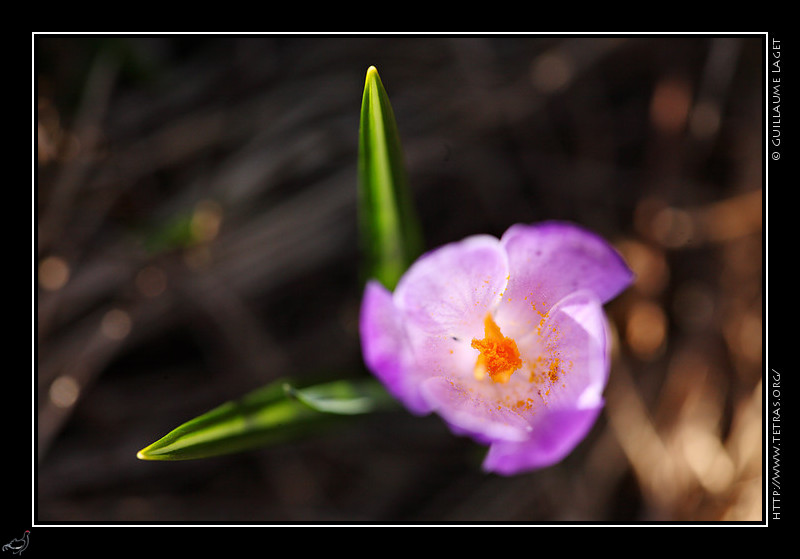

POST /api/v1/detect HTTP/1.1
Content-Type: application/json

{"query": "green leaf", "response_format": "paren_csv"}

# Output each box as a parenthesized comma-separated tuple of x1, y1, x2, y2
(136, 378, 396, 461)
(358, 66, 424, 291)
(286, 378, 396, 415)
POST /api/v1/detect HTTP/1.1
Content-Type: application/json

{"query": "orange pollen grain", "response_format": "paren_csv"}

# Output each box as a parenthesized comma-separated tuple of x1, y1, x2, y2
(548, 358, 561, 383)
(471, 314, 522, 383)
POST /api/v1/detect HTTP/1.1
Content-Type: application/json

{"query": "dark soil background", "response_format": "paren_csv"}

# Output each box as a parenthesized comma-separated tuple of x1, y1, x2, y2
(34, 35, 764, 524)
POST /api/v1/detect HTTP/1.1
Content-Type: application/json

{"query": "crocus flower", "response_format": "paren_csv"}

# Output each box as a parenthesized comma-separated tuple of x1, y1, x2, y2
(359, 221, 633, 475)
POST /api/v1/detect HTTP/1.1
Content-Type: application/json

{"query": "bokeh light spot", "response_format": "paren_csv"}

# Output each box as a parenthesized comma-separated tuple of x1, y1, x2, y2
(49, 375, 80, 409)
(531, 52, 573, 93)
(135, 266, 167, 298)
(38, 256, 70, 291)
(101, 309, 132, 341)
(626, 300, 667, 359)
(651, 206, 694, 248)
(191, 199, 223, 243)
(650, 77, 692, 134)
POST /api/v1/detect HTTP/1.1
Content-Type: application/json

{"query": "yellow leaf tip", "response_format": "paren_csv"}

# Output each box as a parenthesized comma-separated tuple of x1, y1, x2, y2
(137, 445, 157, 460)
(365, 66, 380, 85)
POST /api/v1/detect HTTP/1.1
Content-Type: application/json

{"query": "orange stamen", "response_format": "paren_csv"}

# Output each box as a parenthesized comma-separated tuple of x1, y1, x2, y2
(471, 314, 522, 383)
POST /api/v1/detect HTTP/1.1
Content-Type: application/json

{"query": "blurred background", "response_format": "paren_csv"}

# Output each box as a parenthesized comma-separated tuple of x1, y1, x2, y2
(35, 35, 763, 523)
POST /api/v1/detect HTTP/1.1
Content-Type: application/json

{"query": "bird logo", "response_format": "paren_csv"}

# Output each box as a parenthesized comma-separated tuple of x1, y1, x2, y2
(2, 531, 29, 555)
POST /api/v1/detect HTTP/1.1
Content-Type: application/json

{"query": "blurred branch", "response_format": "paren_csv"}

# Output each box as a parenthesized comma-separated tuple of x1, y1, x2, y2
(38, 49, 119, 254)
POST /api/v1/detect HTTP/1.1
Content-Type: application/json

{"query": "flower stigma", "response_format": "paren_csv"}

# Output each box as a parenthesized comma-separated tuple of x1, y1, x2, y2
(471, 313, 523, 383)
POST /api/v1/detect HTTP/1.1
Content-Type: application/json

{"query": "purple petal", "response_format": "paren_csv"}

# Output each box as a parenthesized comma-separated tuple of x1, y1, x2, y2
(520, 289, 610, 411)
(359, 280, 431, 414)
(481, 290, 610, 474)
(499, 222, 633, 318)
(482, 403, 604, 475)
(393, 235, 509, 340)
(419, 376, 532, 443)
